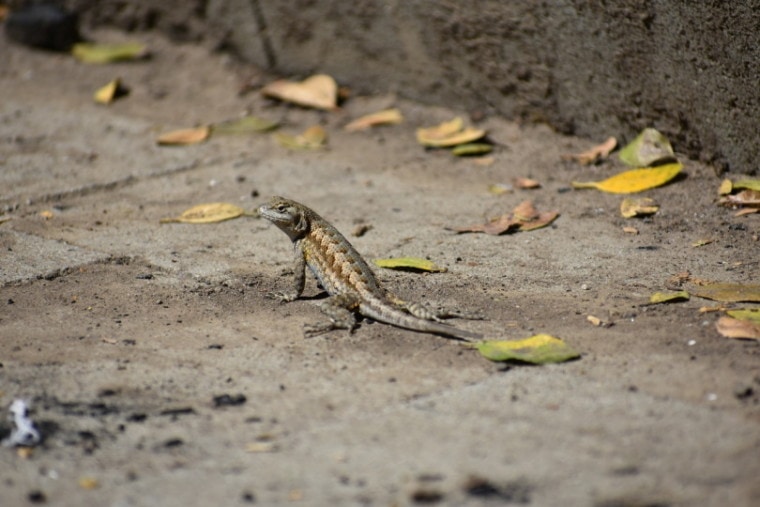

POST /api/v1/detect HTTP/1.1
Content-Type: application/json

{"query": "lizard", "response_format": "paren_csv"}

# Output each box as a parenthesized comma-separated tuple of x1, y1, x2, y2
(258, 196, 484, 341)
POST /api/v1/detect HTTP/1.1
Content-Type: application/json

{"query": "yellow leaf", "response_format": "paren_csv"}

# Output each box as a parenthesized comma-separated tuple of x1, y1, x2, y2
(274, 125, 327, 150)
(689, 282, 760, 303)
(620, 197, 659, 218)
(156, 126, 210, 146)
(726, 308, 760, 324)
(344, 108, 403, 131)
(416, 117, 486, 147)
(487, 183, 513, 195)
(474, 334, 580, 364)
(452, 143, 493, 156)
(718, 179, 733, 195)
(212, 116, 279, 135)
(649, 291, 690, 304)
(733, 179, 760, 192)
(572, 162, 682, 194)
(261, 74, 338, 110)
(691, 238, 713, 247)
(78, 477, 99, 490)
(93, 78, 128, 104)
(562, 136, 617, 165)
(373, 257, 447, 272)
(72, 42, 147, 64)
(160, 203, 246, 224)
(716, 316, 760, 340)
(618, 128, 674, 166)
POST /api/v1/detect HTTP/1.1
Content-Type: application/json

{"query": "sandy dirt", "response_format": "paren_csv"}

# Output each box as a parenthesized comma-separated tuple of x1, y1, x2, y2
(1, 30, 759, 506)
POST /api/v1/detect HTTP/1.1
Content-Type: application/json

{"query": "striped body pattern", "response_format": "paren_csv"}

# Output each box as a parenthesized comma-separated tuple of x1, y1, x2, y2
(259, 196, 482, 341)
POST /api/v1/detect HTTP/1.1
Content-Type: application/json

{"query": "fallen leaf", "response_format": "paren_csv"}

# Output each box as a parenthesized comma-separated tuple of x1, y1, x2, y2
(212, 116, 279, 135)
(689, 282, 760, 303)
(274, 125, 327, 150)
(571, 162, 682, 194)
(72, 42, 147, 64)
(699, 305, 728, 313)
(416, 117, 486, 147)
(245, 442, 279, 453)
(513, 177, 541, 189)
(93, 78, 128, 104)
(78, 477, 99, 490)
(473, 156, 496, 167)
(344, 108, 403, 131)
(620, 197, 659, 218)
(487, 183, 513, 195)
(622, 226, 639, 234)
(691, 238, 713, 247)
(718, 179, 733, 195)
(160, 203, 246, 224)
(649, 291, 690, 304)
(733, 179, 760, 192)
(373, 257, 446, 273)
(726, 308, 760, 324)
(562, 136, 617, 165)
(156, 126, 210, 146)
(452, 143, 493, 156)
(618, 128, 674, 167)
(474, 334, 580, 364)
(586, 315, 603, 326)
(715, 316, 760, 340)
(39, 210, 54, 220)
(734, 208, 759, 216)
(454, 200, 559, 235)
(261, 74, 338, 110)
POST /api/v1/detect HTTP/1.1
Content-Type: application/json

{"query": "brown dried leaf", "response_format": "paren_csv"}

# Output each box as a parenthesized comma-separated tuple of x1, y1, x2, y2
(513, 177, 541, 189)
(622, 226, 639, 235)
(261, 74, 338, 110)
(156, 126, 210, 146)
(715, 316, 760, 340)
(620, 197, 659, 218)
(416, 117, 486, 147)
(562, 136, 617, 165)
(719, 189, 760, 207)
(454, 200, 559, 235)
(344, 108, 402, 131)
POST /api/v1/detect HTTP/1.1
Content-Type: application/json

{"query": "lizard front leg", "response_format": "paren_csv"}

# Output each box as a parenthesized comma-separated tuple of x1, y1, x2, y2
(304, 293, 360, 337)
(268, 243, 306, 302)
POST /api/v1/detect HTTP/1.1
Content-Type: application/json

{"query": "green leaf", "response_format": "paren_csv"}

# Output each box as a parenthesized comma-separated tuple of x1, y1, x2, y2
(475, 334, 580, 364)
(72, 42, 147, 64)
(618, 128, 674, 167)
(452, 143, 493, 156)
(726, 308, 760, 324)
(733, 179, 760, 192)
(373, 257, 447, 272)
(690, 283, 760, 303)
(649, 291, 690, 304)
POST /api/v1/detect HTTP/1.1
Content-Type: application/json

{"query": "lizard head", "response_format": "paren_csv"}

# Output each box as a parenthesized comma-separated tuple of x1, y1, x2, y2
(258, 196, 310, 240)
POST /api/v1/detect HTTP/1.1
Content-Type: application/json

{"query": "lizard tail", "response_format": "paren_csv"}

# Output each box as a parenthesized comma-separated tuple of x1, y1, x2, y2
(360, 300, 483, 342)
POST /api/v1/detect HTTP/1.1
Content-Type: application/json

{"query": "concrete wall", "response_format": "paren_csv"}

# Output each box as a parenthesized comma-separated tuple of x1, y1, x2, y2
(69, 0, 759, 173)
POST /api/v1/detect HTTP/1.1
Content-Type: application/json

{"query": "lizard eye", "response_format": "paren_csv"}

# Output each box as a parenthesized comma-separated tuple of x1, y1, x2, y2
(275, 204, 288, 212)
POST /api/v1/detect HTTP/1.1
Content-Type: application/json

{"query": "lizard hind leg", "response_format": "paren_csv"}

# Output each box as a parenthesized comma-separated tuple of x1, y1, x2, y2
(304, 293, 360, 338)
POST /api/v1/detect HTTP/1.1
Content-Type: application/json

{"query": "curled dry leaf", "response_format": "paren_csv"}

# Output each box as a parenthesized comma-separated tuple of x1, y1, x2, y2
(344, 108, 403, 131)
(416, 117, 486, 148)
(622, 226, 639, 234)
(157, 126, 210, 146)
(72, 42, 148, 64)
(261, 74, 338, 110)
(94, 78, 128, 104)
(562, 136, 617, 165)
(620, 197, 659, 218)
(373, 257, 447, 272)
(274, 125, 327, 150)
(618, 128, 675, 167)
(454, 200, 559, 235)
(513, 177, 541, 189)
(716, 316, 760, 340)
(160, 203, 246, 224)
(718, 189, 760, 208)
(474, 334, 580, 364)
(571, 162, 682, 194)
(691, 238, 713, 247)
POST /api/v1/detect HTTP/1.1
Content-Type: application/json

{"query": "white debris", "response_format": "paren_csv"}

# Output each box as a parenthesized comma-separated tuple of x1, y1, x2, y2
(2, 399, 41, 447)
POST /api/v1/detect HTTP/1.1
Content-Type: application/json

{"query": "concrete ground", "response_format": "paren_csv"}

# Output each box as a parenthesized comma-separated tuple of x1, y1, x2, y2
(1, 30, 759, 506)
